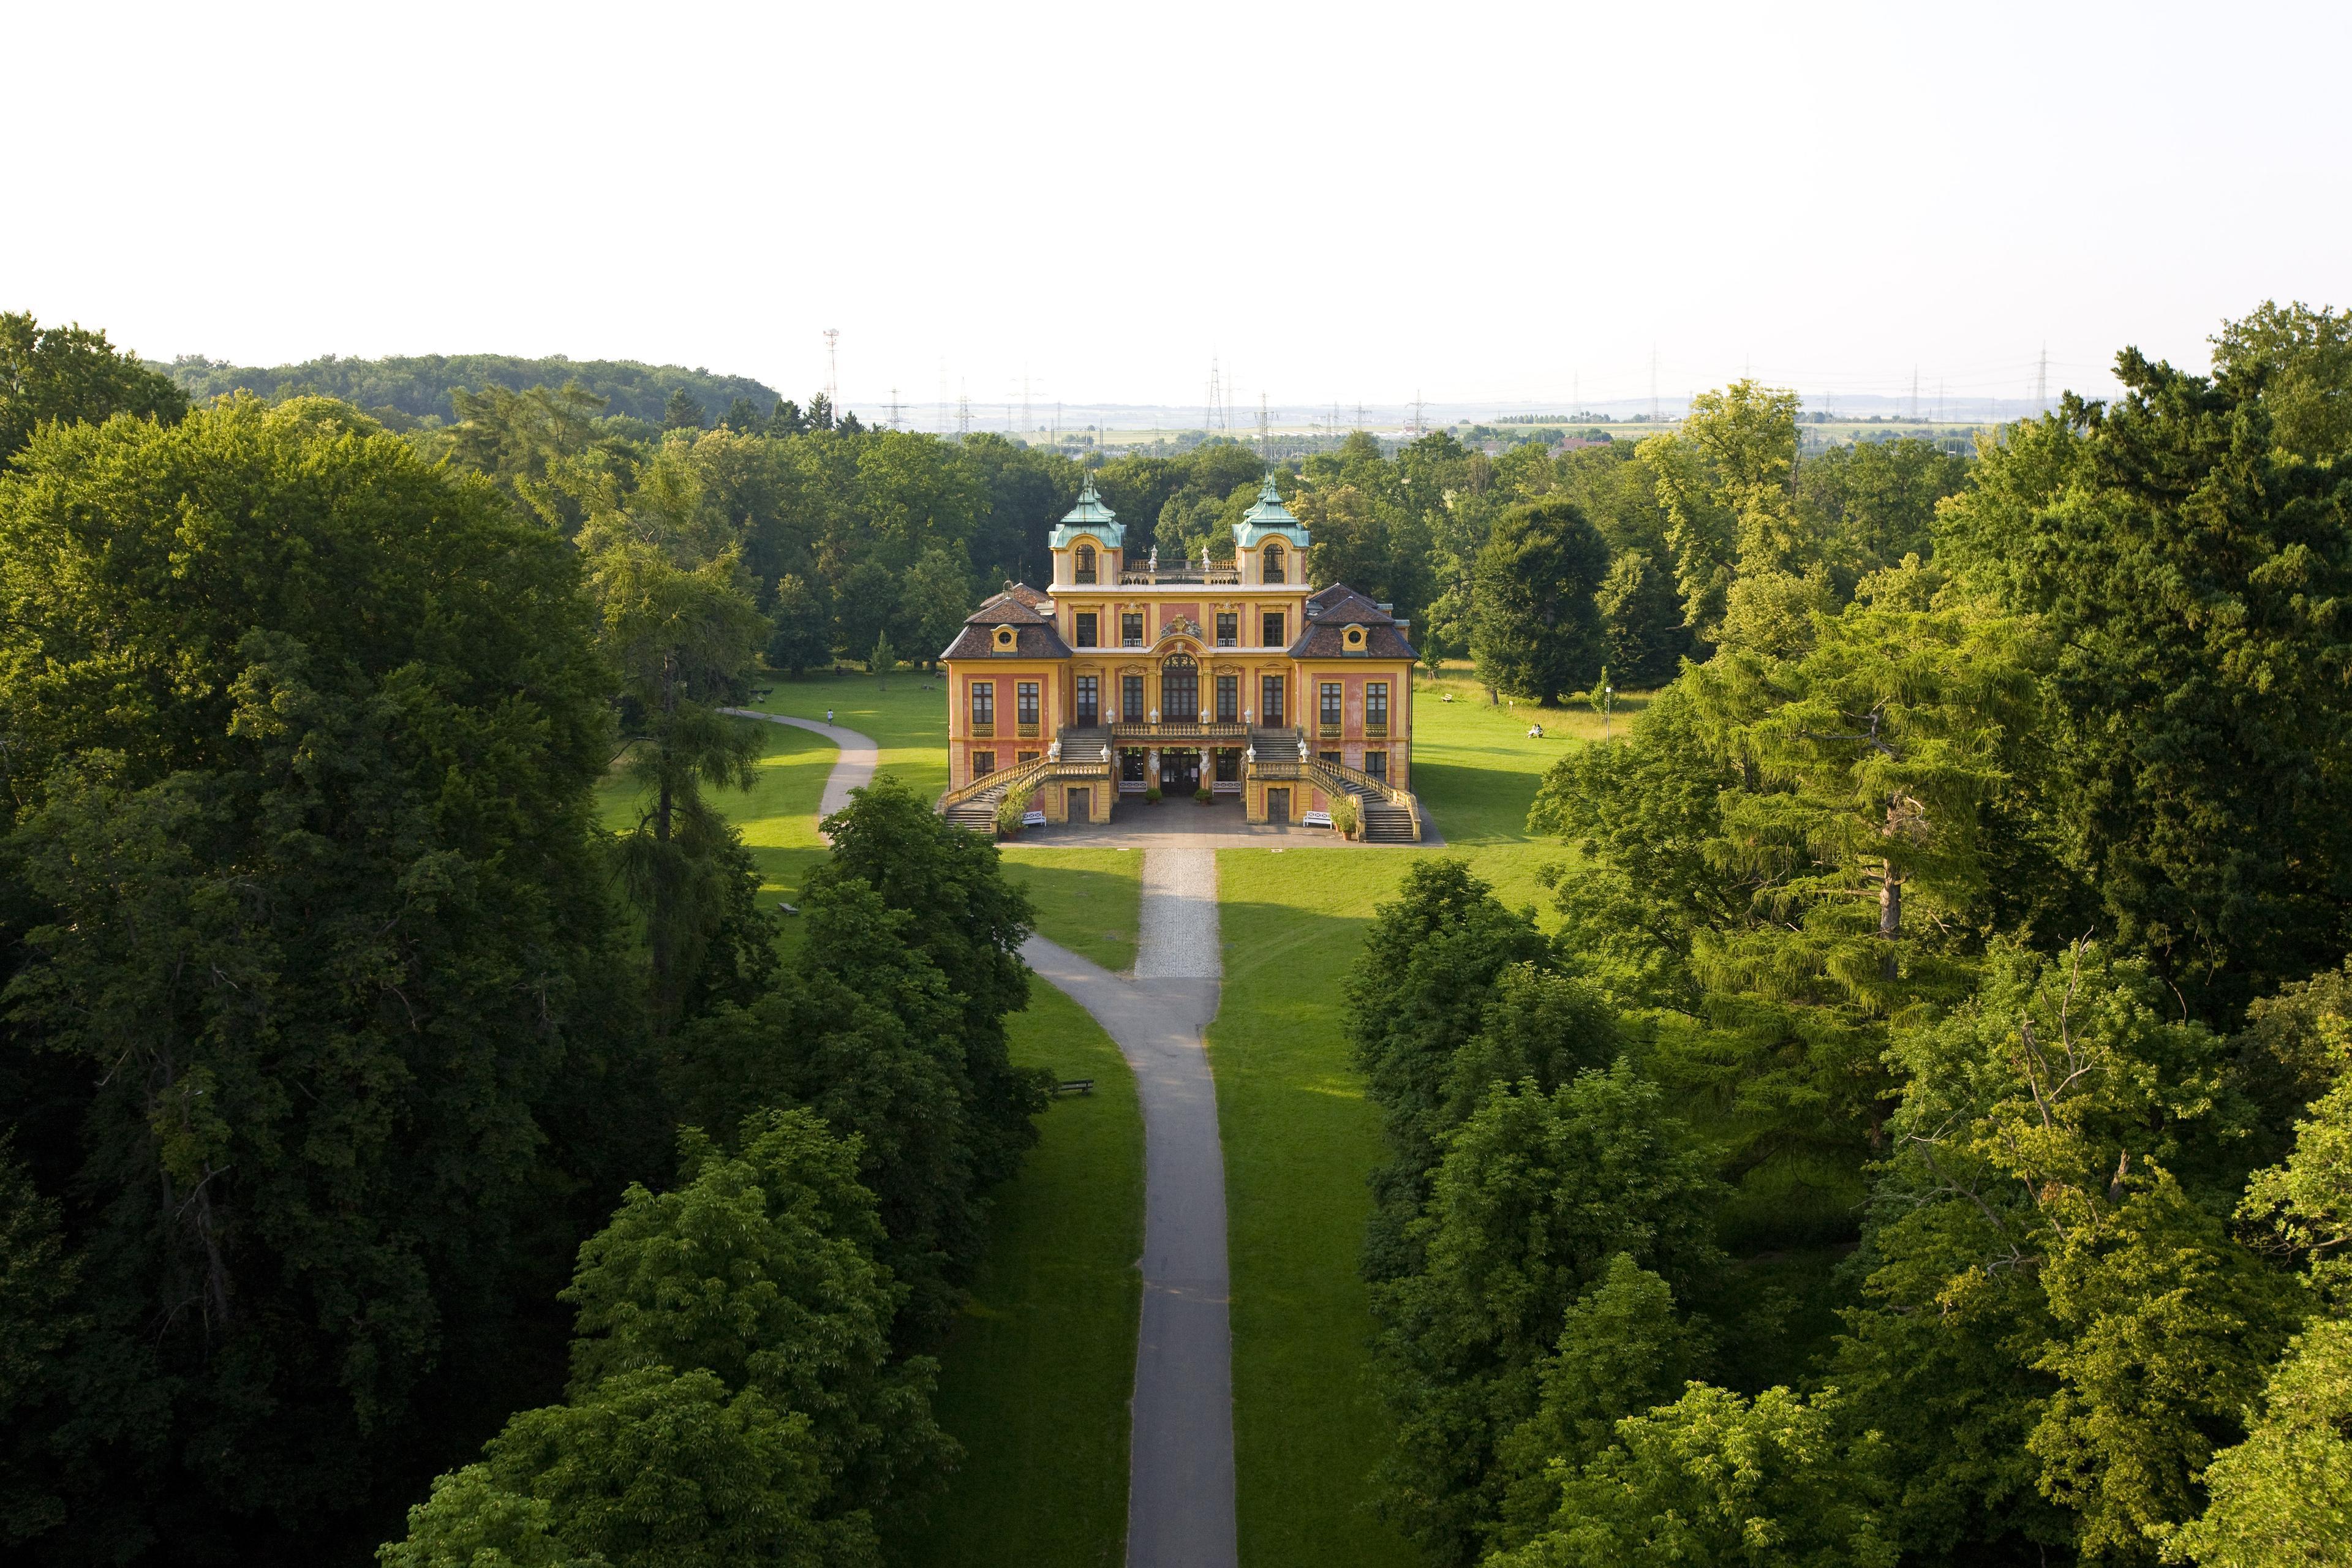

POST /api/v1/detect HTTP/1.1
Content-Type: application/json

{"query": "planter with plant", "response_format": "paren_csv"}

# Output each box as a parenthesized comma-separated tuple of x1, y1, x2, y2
(1194, 785, 1213, 805)
(1144, 785, 1163, 805)
(1330, 794, 1362, 840)
(994, 786, 1032, 838)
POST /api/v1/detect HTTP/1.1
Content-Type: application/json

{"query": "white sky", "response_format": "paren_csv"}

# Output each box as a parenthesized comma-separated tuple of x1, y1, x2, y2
(12, 0, 2346, 414)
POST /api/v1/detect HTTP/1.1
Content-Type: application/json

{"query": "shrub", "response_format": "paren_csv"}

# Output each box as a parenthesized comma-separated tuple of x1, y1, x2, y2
(993, 786, 1031, 837)
(1144, 785, 1163, 804)
(1330, 794, 1362, 837)
(1195, 786, 1214, 804)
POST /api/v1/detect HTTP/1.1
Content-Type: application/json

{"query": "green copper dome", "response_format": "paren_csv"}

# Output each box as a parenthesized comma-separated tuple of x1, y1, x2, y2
(1047, 476, 1125, 550)
(1232, 474, 1310, 549)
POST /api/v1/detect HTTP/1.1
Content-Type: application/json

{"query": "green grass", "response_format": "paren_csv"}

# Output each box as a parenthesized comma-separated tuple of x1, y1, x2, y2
(1000, 848, 1144, 972)
(594, 716, 841, 918)
(745, 667, 952, 804)
(1209, 665, 1627, 1567)
(896, 982, 1144, 1568)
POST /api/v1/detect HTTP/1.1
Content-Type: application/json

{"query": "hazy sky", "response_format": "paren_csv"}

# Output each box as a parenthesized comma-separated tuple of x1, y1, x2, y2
(15, 1, 2346, 413)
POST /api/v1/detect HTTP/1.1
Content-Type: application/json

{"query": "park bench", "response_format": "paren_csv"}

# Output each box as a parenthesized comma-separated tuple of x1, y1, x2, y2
(1302, 809, 1334, 829)
(1023, 809, 1047, 826)
(1054, 1079, 1095, 1096)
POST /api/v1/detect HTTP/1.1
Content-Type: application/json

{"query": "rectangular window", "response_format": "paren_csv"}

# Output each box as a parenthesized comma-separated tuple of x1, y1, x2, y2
(1261, 675, 1284, 726)
(1215, 748, 1240, 781)
(1216, 611, 1237, 647)
(1121, 748, 1145, 782)
(1320, 682, 1343, 729)
(1320, 750, 1343, 767)
(1123, 674, 1145, 723)
(1366, 682, 1389, 733)
(1076, 674, 1099, 726)
(1076, 611, 1098, 648)
(1215, 674, 1237, 723)
(970, 682, 995, 727)
(973, 750, 996, 777)
(1016, 682, 1039, 726)
(1122, 612, 1144, 647)
(1261, 611, 1284, 647)
(1365, 749, 1388, 782)
(1016, 750, 1040, 765)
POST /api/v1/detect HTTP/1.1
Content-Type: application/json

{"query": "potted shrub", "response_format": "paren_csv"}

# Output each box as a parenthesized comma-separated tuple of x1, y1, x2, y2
(994, 786, 1031, 839)
(1330, 794, 1362, 840)
(1144, 785, 1163, 805)
(1194, 785, 1213, 805)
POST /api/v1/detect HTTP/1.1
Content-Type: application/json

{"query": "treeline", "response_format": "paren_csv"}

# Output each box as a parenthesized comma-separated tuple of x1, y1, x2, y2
(0, 316, 1049, 1566)
(1352, 301, 2352, 1567)
(160, 351, 782, 429)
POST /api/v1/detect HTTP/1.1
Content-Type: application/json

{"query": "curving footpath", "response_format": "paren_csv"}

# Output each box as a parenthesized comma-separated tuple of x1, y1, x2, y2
(719, 708, 878, 839)
(732, 705, 1236, 1568)
(1023, 847, 1235, 1568)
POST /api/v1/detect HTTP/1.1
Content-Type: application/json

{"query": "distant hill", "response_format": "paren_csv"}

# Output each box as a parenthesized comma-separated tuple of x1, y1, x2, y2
(157, 353, 783, 425)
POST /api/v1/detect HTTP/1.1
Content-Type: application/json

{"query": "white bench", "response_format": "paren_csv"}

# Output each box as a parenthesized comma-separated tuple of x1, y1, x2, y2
(1302, 810, 1334, 829)
(1022, 809, 1047, 826)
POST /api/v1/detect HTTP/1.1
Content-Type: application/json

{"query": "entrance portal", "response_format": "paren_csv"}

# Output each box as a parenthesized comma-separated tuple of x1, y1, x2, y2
(1159, 748, 1200, 794)
(1267, 787, 1291, 824)
(1067, 787, 1090, 822)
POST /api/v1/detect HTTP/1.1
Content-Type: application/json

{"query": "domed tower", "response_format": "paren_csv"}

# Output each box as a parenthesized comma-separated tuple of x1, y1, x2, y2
(1049, 477, 1124, 587)
(1232, 474, 1311, 587)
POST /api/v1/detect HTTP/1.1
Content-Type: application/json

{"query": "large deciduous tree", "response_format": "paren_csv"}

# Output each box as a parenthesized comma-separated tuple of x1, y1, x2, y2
(0, 312, 187, 462)
(1469, 497, 1610, 704)
(0, 397, 642, 1564)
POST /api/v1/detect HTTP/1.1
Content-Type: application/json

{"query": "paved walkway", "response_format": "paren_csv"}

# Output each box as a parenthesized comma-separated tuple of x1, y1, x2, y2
(737, 707, 1238, 1566)
(719, 708, 878, 840)
(1023, 846, 1235, 1568)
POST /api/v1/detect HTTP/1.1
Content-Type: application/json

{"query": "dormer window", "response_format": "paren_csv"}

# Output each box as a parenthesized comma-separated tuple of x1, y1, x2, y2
(1076, 543, 1096, 584)
(992, 625, 1017, 652)
(1264, 541, 1286, 583)
(1343, 624, 1367, 652)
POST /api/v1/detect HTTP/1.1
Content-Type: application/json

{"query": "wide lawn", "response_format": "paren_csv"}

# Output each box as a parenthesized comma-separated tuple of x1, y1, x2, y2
(1209, 662, 1618, 1568)
(1000, 846, 1144, 972)
(895, 981, 1144, 1568)
(744, 666, 952, 803)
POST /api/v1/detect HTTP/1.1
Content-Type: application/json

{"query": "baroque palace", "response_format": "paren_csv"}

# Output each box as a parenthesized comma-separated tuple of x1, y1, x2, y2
(937, 477, 1424, 840)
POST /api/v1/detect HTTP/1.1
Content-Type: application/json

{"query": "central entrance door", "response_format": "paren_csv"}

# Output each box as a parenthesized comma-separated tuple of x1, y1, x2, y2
(1160, 748, 1200, 793)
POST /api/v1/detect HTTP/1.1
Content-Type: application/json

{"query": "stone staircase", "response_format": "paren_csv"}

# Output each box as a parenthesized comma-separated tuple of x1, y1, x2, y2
(944, 777, 1014, 833)
(1305, 761, 1422, 842)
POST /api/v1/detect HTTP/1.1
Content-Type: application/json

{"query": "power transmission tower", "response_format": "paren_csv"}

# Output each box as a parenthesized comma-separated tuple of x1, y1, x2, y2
(823, 328, 840, 412)
(886, 387, 902, 430)
(1257, 393, 1270, 462)
(2035, 344, 2048, 412)
(1207, 357, 1225, 431)
(1409, 390, 1427, 439)
(1355, 401, 1365, 431)
(956, 381, 971, 437)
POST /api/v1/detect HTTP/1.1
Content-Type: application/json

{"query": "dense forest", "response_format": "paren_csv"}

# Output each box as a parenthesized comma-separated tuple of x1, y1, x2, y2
(4, 296, 2351, 1568)
(159, 352, 782, 429)
(1353, 302, 2352, 1567)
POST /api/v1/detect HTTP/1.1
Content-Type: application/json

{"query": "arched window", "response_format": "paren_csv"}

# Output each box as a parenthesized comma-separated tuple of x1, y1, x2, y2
(1075, 543, 1097, 584)
(1161, 653, 1199, 722)
(1264, 541, 1286, 583)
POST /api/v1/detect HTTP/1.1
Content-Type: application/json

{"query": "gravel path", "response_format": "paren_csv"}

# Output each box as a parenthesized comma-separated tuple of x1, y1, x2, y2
(718, 709, 878, 839)
(1023, 845, 1235, 1568)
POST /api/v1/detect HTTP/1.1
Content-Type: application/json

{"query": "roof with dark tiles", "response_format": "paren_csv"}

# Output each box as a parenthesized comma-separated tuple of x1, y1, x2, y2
(940, 583, 1072, 661)
(1291, 583, 1416, 659)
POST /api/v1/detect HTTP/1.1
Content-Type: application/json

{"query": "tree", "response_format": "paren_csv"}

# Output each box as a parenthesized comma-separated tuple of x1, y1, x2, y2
(1937, 337, 2352, 1020)
(0, 312, 187, 462)
(384, 1109, 950, 1568)
(0, 398, 638, 1563)
(812, 780, 1047, 1196)
(1370, 1064, 1724, 1565)
(1593, 549, 1686, 686)
(768, 398, 809, 437)
(1470, 497, 1611, 704)
(869, 628, 895, 682)
(766, 572, 833, 676)
(720, 396, 761, 434)
(661, 386, 706, 431)
(1795, 437, 1970, 572)
(2166, 1317, 2352, 1568)
(897, 547, 971, 668)
(1491, 1383, 1896, 1568)
(593, 543, 773, 1035)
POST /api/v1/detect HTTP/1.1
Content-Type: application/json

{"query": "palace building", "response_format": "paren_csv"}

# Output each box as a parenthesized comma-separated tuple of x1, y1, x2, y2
(937, 476, 1424, 840)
